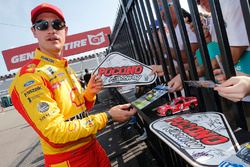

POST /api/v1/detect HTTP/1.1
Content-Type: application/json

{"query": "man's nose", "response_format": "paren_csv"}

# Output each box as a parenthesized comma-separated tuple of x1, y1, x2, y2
(47, 24, 56, 33)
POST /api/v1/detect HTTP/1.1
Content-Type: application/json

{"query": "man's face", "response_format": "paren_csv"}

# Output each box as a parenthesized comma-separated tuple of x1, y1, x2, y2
(199, 0, 210, 12)
(31, 12, 68, 57)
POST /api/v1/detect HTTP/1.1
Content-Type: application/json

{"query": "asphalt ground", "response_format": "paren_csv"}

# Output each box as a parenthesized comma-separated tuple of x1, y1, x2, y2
(0, 89, 159, 167)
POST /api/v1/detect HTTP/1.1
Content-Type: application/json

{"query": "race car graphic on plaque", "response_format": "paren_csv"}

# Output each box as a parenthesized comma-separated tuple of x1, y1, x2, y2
(150, 112, 240, 167)
(93, 52, 157, 87)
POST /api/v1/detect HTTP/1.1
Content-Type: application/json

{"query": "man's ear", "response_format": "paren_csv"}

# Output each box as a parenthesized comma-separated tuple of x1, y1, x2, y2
(31, 27, 37, 38)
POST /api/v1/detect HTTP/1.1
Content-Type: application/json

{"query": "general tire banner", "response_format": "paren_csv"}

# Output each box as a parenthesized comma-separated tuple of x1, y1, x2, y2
(2, 27, 111, 71)
(150, 112, 240, 167)
(93, 52, 157, 87)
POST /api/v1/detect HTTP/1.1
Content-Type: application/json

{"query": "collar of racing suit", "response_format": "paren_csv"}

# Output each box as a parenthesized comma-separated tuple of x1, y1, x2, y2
(34, 48, 68, 68)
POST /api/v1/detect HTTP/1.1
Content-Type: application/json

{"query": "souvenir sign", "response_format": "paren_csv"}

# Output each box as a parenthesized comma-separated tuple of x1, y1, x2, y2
(131, 85, 169, 110)
(93, 52, 157, 87)
(185, 80, 218, 88)
(150, 112, 240, 167)
(219, 153, 249, 167)
(219, 143, 250, 167)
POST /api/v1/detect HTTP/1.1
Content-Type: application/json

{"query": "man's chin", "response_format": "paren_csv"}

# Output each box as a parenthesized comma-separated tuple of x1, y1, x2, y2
(49, 48, 63, 55)
(50, 45, 62, 52)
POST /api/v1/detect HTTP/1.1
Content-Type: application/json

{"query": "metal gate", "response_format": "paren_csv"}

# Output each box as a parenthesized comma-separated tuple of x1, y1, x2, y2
(108, 0, 250, 166)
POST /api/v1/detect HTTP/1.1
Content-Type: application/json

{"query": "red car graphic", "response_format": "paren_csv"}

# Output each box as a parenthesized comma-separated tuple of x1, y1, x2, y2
(157, 96, 198, 116)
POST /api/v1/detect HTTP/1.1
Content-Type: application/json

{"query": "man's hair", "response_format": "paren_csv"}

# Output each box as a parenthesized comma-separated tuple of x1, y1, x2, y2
(85, 69, 89, 73)
(182, 8, 192, 23)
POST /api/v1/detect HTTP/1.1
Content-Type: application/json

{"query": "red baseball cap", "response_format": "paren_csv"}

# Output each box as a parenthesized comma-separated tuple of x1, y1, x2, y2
(31, 3, 65, 24)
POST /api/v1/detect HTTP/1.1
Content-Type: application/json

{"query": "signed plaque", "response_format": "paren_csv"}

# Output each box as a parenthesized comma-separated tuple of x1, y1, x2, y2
(93, 52, 157, 87)
(150, 112, 240, 167)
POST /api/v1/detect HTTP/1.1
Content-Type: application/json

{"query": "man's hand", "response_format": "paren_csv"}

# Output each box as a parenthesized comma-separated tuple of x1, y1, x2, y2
(108, 104, 137, 123)
(214, 76, 250, 102)
(150, 65, 164, 77)
(85, 74, 103, 96)
(168, 74, 183, 92)
(213, 69, 226, 84)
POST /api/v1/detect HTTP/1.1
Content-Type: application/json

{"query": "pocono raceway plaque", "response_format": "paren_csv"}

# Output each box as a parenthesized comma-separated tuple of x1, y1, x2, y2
(149, 112, 240, 167)
(219, 143, 250, 167)
(93, 52, 157, 87)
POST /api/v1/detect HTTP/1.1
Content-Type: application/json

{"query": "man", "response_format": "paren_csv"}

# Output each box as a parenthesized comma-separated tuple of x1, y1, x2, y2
(198, 0, 250, 74)
(157, 0, 199, 64)
(9, 3, 136, 167)
(214, 75, 250, 102)
(83, 68, 91, 85)
(153, 0, 250, 92)
(151, 0, 199, 91)
(79, 73, 85, 88)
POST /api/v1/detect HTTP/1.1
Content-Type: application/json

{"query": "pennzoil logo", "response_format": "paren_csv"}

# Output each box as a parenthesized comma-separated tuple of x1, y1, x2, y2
(24, 86, 42, 97)
(165, 117, 229, 145)
(98, 65, 143, 77)
(37, 102, 49, 113)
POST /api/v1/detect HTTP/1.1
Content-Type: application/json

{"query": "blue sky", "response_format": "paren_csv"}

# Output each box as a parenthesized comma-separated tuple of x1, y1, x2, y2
(0, 0, 120, 76)
(0, 0, 189, 76)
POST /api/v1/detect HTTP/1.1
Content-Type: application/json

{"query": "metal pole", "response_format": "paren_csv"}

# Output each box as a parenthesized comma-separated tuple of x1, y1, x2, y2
(209, 0, 248, 130)
(187, 0, 221, 112)
(162, 0, 190, 96)
(134, 0, 154, 65)
(131, 4, 150, 64)
(240, 0, 250, 43)
(120, 0, 139, 59)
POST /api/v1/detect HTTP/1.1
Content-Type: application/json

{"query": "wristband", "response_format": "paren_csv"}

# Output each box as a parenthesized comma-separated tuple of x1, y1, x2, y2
(105, 111, 113, 125)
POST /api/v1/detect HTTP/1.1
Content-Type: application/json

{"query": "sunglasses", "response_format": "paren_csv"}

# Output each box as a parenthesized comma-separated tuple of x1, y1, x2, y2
(33, 19, 66, 31)
(159, 2, 174, 12)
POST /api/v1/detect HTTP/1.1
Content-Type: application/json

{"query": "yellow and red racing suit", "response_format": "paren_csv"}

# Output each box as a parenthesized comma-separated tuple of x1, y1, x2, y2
(9, 49, 110, 167)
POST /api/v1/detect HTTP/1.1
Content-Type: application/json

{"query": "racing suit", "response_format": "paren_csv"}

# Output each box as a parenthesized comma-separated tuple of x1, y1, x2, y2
(9, 49, 110, 167)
